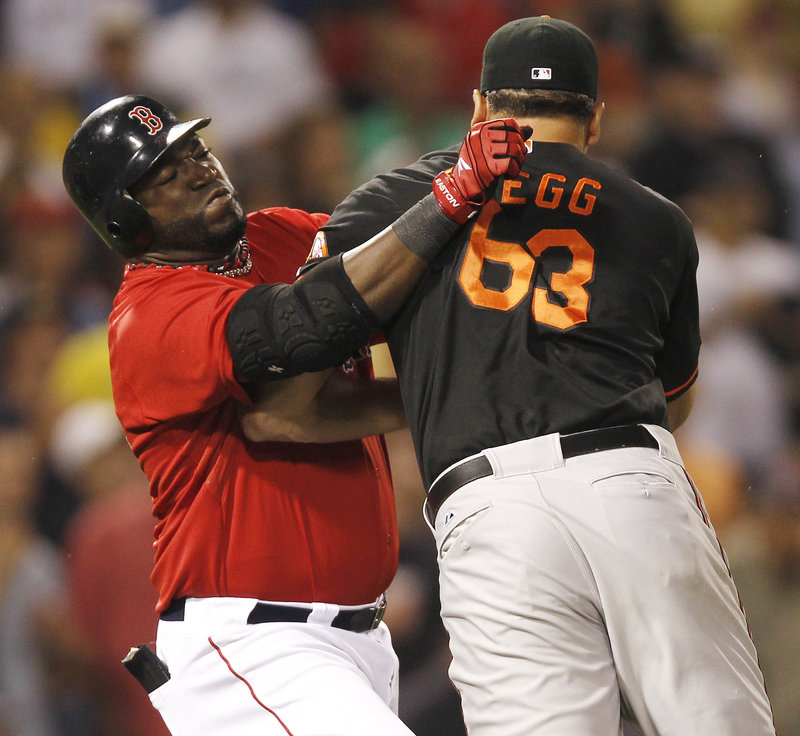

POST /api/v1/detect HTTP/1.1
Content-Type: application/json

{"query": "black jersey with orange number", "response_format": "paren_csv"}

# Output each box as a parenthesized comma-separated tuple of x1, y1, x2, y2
(320, 142, 700, 488)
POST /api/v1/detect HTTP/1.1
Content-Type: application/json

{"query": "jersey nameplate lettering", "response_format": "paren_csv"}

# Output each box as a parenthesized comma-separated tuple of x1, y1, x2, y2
(501, 172, 602, 215)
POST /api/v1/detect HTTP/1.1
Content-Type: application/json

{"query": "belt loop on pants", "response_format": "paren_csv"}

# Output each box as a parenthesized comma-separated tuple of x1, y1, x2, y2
(159, 594, 387, 633)
(425, 424, 659, 521)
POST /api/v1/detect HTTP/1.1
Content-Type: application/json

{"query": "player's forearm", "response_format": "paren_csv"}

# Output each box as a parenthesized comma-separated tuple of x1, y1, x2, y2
(239, 369, 333, 441)
(240, 373, 407, 444)
(342, 117, 529, 322)
(310, 374, 407, 441)
(341, 194, 459, 322)
(339, 227, 428, 325)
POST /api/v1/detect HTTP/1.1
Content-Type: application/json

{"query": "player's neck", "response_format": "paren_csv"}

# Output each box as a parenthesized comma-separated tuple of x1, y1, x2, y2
(134, 239, 244, 267)
(517, 117, 591, 153)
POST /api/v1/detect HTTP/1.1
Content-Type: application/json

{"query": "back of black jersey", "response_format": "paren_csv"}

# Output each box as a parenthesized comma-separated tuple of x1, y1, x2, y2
(322, 142, 699, 488)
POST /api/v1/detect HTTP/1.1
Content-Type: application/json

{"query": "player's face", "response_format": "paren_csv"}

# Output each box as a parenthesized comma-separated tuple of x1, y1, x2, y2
(129, 134, 246, 259)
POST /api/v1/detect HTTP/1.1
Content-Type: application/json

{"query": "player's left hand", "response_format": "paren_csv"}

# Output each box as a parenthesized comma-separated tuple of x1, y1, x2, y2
(433, 118, 531, 224)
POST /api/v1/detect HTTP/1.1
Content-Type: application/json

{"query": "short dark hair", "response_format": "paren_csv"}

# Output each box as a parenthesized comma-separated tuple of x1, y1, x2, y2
(484, 89, 596, 123)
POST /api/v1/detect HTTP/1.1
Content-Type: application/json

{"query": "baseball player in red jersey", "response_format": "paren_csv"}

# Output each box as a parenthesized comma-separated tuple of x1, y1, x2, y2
(61, 96, 527, 735)
(310, 17, 777, 736)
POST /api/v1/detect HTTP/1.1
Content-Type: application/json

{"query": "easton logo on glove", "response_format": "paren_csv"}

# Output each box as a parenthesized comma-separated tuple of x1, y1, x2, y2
(433, 118, 530, 224)
(434, 175, 465, 212)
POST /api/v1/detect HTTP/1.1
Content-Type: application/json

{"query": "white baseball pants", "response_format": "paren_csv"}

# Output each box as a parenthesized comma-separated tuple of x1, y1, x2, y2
(148, 597, 415, 735)
(429, 424, 776, 736)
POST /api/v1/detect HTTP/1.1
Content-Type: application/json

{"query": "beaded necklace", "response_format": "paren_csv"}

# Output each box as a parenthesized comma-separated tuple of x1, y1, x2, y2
(126, 239, 253, 278)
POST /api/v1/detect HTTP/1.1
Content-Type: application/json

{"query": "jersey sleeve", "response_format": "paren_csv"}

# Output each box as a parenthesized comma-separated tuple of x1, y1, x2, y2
(247, 207, 329, 281)
(654, 209, 701, 400)
(316, 148, 458, 257)
(110, 270, 251, 423)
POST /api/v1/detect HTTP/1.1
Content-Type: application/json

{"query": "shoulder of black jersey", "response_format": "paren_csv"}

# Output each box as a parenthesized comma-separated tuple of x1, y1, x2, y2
(358, 146, 459, 199)
(321, 147, 459, 253)
(638, 184, 697, 250)
(586, 158, 697, 246)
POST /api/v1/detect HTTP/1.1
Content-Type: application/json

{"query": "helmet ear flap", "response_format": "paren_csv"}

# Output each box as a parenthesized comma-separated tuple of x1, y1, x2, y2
(104, 195, 153, 257)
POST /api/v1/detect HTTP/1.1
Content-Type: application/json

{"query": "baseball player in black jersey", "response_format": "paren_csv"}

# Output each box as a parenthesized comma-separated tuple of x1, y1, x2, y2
(310, 16, 776, 736)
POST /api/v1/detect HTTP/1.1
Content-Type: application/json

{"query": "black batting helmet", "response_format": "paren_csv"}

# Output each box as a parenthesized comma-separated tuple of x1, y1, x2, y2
(62, 95, 210, 257)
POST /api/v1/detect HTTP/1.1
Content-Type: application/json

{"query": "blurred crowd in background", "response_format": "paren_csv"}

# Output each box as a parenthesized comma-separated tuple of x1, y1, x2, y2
(1, 0, 800, 734)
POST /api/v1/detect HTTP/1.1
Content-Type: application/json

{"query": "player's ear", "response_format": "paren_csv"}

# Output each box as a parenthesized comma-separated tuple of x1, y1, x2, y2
(471, 89, 488, 125)
(586, 101, 604, 147)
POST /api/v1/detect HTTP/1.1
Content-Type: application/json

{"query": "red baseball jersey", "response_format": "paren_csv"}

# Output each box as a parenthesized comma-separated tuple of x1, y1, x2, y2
(109, 208, 398, 611)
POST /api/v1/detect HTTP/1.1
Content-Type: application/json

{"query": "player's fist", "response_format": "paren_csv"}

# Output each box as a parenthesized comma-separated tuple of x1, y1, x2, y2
(433, 118, 531, 224)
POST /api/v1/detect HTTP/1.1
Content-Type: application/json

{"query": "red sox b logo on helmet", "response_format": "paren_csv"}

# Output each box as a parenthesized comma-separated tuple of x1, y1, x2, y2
(129, 106, 163, 135)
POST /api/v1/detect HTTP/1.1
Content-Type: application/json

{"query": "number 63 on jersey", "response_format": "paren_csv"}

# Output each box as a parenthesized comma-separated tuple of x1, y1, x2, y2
(458, 197, 597, 331)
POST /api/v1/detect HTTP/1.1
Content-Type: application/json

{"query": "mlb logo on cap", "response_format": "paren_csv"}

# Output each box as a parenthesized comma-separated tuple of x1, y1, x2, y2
(532, 68, 552, 80)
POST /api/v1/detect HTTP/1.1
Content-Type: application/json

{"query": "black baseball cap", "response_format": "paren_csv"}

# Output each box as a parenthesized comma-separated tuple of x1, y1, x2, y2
(480, 16, 598, 99)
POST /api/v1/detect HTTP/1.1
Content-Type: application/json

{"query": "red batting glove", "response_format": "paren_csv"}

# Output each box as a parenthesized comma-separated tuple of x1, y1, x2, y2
(433, 118, 531, 224)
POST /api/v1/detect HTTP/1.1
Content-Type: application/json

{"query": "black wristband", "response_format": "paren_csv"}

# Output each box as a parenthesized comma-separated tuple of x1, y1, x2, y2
(391, 193, 462, 262)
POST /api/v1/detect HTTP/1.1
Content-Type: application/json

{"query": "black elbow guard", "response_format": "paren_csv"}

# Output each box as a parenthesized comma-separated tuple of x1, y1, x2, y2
(226, 255, 378, 382)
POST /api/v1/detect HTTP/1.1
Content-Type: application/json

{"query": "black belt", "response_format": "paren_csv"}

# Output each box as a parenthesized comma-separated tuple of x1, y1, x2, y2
(426, 425, 659, 520)
(160, 595, 386, 633)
